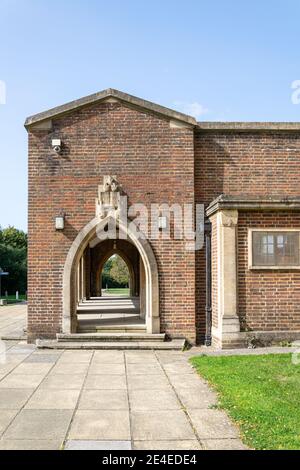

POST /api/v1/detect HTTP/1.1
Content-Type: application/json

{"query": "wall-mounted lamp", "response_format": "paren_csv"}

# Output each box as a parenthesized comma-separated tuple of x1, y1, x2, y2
(52, 138, 62, 154)
(158, 216, 167, 230)
(55, 211, 65, 231)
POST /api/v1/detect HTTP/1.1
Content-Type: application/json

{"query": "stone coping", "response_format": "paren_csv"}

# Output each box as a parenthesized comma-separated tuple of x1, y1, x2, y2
(196, 121, 300, 132)
(24, 88, 300, 132)
(24, 88, 197, 129)
(207, 195, 300, 217)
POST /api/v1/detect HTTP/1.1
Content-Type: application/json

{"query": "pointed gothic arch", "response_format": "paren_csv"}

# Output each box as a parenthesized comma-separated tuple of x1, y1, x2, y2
(63, 215, 159, 334)
(96, 248, 136, 297)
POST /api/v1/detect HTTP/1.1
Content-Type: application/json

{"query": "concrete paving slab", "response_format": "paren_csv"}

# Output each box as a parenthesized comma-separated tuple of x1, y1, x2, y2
(24, 354, 60, 363)
(50, 362, 89, 375)
(0, 331, 248, 451)
(8, 345, 36, 354)
(12, 363, 53, 375)
(84, 374, 127, 390)
(78, 390, 128, 410)
(168, 373, 208, 390)
(127, 374, 170, 390)
(156, 352, 188, 364)
(188, 409, 240, 439)
(65, 440, 132, 450)
(4, 409, 73, 440)
(92, 351, 124, 364)
(129, 389, 181, 411)
(176, 387, 218, 410)
(202, 438, 248, 450)
(39, 374, 85, 390)
(0, 364, 16, 376)
(126, 363, 163, 376)
(125, 351, 159, 364)
(131, 410, 196, 441)
(133, 440, 202, 450)
(25, 389, 80, 410)
(0, 439, 62, 450)
(163, 362, 195, 375)
(0, 374, 45, 389)
(57, 351, 93, 364)
(2, 354, 31, 365)
(0, 410, 19, 435)
(88, 363, 125, 375)
(68, 410, 130, 440)
(0, 389, 34, 409)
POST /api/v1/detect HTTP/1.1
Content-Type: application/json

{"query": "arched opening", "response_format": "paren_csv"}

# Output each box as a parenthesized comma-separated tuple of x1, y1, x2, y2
(63, 216, 159, 335)
(95, 248, 137, 298)
(101, 254, 131, 296)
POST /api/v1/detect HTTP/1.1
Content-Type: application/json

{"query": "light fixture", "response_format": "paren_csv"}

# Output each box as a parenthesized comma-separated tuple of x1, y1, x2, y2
(158, 216, 167, 230)
(55, 211, 65, 230)
(52, 138, 62, 154)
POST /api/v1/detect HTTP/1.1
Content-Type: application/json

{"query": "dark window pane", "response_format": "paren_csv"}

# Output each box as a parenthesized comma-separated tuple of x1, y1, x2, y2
(252, 231, 300, 267)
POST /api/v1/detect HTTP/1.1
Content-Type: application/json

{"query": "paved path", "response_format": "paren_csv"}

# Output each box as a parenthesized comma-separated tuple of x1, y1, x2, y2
(0, 346, 246, 450)
(0, 304, 27, 338)
(0, 305, 248, 450)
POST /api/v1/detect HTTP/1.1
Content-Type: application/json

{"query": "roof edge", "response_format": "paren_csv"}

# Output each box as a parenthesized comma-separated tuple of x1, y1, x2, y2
(24, 88, 197, 129)
(207, 195, 300, 217)
(197, 122, 300, 132)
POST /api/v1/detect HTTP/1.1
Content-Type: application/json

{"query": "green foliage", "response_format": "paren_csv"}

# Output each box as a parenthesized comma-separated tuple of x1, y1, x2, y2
(190, 354, 300, 450)
(101, 255, 130, 288)
(109, 256, 130, 286)
(0, 226, 27, 249)
(0, 226, 27, 295)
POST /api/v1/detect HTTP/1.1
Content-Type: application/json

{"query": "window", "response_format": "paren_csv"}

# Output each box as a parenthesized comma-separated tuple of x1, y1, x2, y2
(249, 230, 300, 269)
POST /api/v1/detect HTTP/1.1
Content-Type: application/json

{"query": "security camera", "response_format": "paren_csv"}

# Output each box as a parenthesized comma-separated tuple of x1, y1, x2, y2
(52, 139, 62, 154)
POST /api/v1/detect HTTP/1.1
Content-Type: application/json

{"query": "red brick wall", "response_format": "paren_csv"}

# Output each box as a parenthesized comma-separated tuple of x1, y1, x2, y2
(194, 131, 300, 341)
(238, 211, 300, 331)
(195, 131, 300, 202)
(29, 111, 300, 343)
(28, 101, 195, 341)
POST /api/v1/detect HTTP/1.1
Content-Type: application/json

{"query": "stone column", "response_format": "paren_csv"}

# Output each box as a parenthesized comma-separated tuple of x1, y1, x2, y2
(85, 248, 91, 300)
(210, 209, 241, 348)
(139, 257, 146, 320)
(76, 261, 80, 304)
(81, 255, 86, 301)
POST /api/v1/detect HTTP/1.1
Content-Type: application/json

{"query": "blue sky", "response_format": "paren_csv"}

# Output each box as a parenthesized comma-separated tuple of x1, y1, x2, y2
(1, 0, 300, 231)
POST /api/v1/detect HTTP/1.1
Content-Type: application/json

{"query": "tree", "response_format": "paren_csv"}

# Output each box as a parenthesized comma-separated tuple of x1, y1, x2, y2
(0, 226, 27, 249)
(109, 256, 130, 287)
(0, 226, 27, 295)
(101, 255, 130, 288)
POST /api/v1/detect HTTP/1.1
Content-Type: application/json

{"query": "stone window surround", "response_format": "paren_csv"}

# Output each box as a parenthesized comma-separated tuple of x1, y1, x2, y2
(248, 228, 300, 270)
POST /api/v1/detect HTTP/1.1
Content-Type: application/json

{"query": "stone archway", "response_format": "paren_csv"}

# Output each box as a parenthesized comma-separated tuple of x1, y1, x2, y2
(63, 215, 159, 335)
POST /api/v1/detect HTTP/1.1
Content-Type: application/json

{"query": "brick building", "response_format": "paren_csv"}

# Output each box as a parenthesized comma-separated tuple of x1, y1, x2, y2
(25, 89, 300, 348)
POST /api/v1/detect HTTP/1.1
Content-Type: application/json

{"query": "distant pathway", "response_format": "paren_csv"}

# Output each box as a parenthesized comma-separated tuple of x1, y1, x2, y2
(0, 304, 27, 339)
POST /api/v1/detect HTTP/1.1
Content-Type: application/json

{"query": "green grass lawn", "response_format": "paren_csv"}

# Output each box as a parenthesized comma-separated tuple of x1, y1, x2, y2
(190, 354, 300, 450)
(104, 288, 130, 296)
(0, 294, 26, 305)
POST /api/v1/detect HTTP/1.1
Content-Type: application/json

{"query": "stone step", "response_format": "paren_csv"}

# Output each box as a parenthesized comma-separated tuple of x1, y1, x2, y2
(78, 329, 147, 334)
(36, 339, 186, 351)
(78, 324, 146, 334)
(56, 333, 166, 342)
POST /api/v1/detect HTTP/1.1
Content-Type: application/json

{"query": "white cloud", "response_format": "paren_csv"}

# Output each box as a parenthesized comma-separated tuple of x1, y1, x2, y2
(173, 100, 209, 119)
(0, 81, 6, 105)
